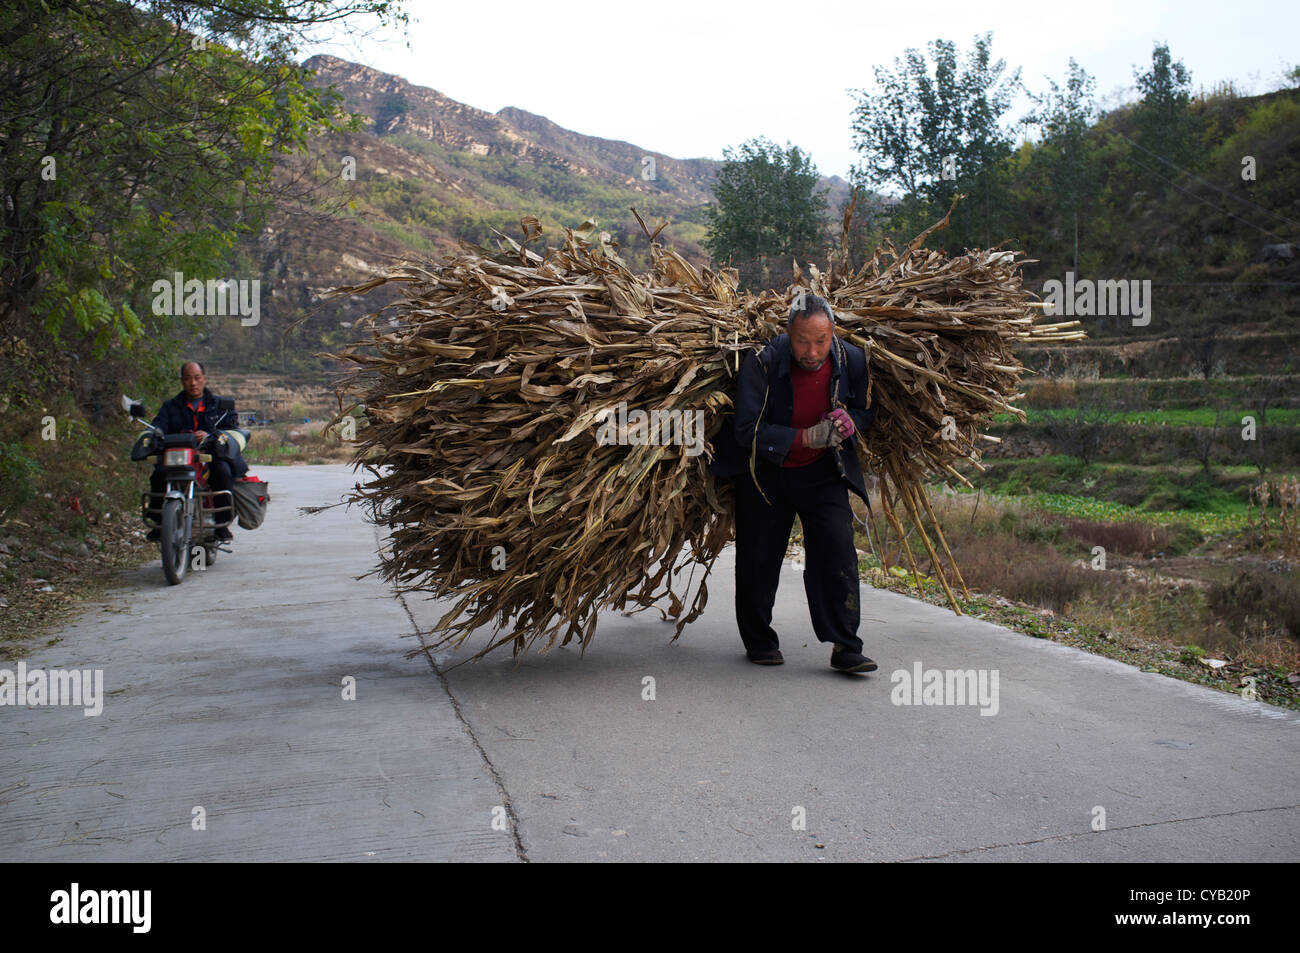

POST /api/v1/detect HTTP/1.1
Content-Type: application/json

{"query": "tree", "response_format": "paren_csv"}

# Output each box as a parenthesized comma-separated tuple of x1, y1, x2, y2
(1044, 401, 1121, 466)
(0, 0, 407, 407)
(1130, 43, 1198, 191)
(1190, 408, 1225, 476)
(1026, 59, 1099, 272)
(703, 137, 829, 292)
(1185, 326, 1221, 379)
(848, 33, 1022, 250)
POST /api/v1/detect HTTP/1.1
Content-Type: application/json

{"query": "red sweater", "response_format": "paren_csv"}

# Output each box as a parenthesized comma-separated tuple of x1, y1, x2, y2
(783, 360, 831, 467)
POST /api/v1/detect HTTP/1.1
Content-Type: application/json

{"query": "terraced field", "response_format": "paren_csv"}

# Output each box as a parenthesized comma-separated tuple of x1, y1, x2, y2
(879, 305, 1300, 705)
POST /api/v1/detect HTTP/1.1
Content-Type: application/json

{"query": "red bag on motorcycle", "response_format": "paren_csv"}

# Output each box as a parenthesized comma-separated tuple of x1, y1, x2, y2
(232, 475, 270, 530)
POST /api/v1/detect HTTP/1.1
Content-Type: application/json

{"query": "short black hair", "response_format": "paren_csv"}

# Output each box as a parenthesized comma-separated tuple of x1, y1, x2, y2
(180, 361, 205, 377)
(788, 292, 835, 327)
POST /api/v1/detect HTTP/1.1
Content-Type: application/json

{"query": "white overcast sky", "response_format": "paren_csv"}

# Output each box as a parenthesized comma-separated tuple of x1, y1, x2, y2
(303, 0, 1299, 184)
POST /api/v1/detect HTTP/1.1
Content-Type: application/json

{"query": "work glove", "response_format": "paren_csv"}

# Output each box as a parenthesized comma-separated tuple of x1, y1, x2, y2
(801, 418, 846, 449)
(826, 408, 855, 439)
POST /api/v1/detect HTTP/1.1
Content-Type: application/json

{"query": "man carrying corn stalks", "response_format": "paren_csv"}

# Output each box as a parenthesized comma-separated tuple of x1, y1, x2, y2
(726, 293, 877, 673)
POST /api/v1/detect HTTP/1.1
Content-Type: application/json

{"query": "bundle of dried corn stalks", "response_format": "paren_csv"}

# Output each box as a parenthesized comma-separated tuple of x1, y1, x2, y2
(324, 199, 1084, 661)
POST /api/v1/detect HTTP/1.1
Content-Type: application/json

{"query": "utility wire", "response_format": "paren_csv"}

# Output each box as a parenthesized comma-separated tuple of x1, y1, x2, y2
(1119, 149, 1292, 243)
(1096, 119, 1300, 233)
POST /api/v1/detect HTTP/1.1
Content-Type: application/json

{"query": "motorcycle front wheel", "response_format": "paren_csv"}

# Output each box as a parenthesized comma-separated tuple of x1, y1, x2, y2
(160, 497, 190, 585)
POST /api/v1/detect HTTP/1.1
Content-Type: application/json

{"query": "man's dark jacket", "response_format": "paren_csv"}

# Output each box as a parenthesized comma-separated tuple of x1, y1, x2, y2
(708, 333, 875, 505)
(151, 388, 248, 478)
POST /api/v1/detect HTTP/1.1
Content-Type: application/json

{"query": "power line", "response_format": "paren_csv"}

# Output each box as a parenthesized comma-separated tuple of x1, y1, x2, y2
(1098, 120, 1300, 233)
(1120, 149, 1292, 243)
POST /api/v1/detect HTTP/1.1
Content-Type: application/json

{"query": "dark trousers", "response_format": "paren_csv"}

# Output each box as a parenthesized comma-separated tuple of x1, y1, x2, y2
(734, 453, 863, 654)
(150, 460, 234, 529)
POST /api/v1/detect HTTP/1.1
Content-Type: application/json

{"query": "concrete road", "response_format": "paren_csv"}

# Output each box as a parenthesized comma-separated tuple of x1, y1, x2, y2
(3, 464, 1297, 862)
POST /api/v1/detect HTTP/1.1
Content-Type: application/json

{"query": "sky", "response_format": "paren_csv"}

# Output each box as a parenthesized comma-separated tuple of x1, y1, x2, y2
(302, 0, 1299, 185)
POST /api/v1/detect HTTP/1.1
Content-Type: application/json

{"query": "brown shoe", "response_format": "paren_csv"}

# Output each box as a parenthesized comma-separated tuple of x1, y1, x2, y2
(747, 649, 784, 665)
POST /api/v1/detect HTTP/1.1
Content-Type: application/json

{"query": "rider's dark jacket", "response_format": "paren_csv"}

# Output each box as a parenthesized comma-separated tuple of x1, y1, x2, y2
(151, 387, 248, 478)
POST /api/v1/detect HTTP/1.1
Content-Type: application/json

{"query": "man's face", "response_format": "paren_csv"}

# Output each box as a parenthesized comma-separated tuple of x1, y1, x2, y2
(181, 363, 206, 400)
(789, 312, 833, 371)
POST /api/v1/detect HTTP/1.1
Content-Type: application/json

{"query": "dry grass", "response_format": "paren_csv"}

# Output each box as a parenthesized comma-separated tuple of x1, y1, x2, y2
(1059, 517, 1178, 557)
(943, 530, 1105, 613)
(1247, 476, 1300, 555)
(1206, 568, 1300, 650)
(881, 488, 1300, 674)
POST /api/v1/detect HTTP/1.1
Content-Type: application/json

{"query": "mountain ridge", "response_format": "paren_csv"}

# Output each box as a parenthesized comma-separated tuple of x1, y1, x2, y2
(213, 54, 858, 376)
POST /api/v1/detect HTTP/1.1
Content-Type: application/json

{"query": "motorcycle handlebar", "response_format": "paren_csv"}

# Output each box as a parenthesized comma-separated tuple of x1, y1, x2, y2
(133, 401, 235, 451)
(131, 425, 217, 454)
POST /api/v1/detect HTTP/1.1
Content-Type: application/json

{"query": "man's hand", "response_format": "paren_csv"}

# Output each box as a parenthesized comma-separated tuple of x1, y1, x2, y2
(194, 430, 209, 444)
(826, 408, 855, 440)
(801, 419, 846, 449)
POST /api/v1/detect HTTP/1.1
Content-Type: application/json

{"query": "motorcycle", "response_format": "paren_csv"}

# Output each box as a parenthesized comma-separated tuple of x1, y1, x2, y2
(127, 397, 249, 585)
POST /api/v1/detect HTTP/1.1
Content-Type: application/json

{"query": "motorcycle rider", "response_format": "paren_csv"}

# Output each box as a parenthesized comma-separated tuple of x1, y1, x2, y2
(145, 361, 246, 543)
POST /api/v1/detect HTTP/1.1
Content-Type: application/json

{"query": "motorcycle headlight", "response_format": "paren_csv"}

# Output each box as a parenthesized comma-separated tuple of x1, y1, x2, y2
(164, 449, 190, 467)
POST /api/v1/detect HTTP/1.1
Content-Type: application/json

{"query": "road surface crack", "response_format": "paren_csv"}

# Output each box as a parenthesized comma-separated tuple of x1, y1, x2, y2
(896, 803, 1300, 861)
(385, 541, 527, 862)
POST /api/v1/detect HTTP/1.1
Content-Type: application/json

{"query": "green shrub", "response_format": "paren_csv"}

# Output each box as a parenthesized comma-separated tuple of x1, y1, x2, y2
(0, 441, 44, 516)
